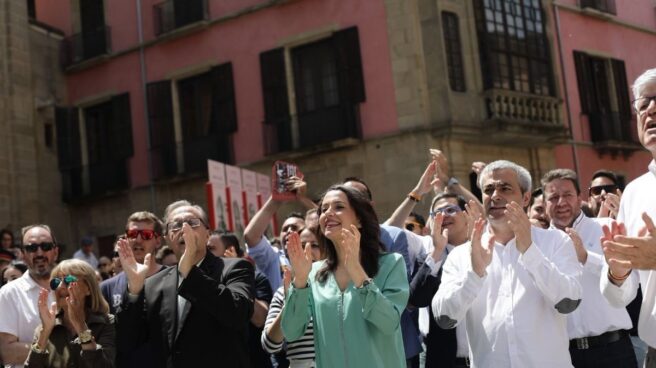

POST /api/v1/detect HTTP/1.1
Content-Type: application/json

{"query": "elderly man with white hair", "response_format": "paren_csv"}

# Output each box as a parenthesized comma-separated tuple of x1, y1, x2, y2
(600, 67, 656, 368)
(432, 160, 582, 368)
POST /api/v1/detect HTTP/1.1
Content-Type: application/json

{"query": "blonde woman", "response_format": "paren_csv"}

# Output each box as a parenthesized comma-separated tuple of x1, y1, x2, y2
(25, 259, 115, 367)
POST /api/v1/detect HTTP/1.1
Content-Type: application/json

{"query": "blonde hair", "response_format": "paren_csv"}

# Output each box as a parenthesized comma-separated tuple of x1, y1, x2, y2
(51, 259, 109, 315)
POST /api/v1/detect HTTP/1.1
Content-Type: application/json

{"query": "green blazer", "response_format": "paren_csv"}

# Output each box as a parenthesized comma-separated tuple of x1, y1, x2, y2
(282, 253, 408, 368)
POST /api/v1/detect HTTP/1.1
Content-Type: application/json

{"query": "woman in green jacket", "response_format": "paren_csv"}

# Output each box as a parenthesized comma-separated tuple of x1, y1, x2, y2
(282, 184, 408, 368)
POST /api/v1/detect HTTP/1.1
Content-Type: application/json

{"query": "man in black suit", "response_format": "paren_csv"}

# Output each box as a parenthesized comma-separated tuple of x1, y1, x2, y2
(116, 202, 254, 368)
(409, 193, 472, 368)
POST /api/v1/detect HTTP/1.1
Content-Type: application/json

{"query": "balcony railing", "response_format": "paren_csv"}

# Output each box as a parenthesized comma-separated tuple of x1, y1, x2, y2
(484, 89, 561, 125)
(580, 0, 616, 15)
(154, 0, 208, 36)
(60, 26, 111, 68)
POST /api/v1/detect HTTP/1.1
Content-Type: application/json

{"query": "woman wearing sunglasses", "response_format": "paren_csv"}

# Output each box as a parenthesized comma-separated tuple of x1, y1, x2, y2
(25, 259, 115, 367)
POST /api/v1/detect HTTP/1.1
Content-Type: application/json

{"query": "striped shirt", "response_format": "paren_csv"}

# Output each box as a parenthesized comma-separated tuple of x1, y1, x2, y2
(262, 287, 315, 362)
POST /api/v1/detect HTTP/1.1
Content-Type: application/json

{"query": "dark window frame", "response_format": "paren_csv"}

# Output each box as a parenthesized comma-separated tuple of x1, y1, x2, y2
(580, 0, 616, 15)
(442, 11, 466, 92)
(473, 0, 554, 96)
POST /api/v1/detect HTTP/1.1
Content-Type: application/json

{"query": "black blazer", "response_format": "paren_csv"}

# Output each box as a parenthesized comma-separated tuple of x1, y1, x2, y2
(409, 258, 458, 368)
(116, 253, 255, 368)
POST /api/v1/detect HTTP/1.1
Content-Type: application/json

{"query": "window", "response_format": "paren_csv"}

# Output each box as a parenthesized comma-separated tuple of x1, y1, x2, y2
(473, 0, 553, 96)
(442, 12, 466, 92)
(61, 0, 110, 67)
(27, 0, 36, 19)
(153, 0, 208, 36)
(146, 62, 237, 179)
(580, 0, 616, 15)
(573, 52, 633, 144)
(260, 26, 365, 154)
(55, 94, 134, 201)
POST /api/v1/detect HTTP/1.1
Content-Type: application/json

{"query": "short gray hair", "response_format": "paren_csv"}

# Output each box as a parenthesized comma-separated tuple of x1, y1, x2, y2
(632, 68, 656, 99)
(478, 160, 532, 193)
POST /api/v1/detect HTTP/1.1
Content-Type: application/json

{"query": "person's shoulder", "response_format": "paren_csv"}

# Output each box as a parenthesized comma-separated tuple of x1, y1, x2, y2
(221, 256, 255, 272)
(100, 272, 124, 287)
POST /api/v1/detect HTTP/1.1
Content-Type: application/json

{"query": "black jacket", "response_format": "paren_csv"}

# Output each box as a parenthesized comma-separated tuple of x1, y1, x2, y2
(116, 253, 254, 368)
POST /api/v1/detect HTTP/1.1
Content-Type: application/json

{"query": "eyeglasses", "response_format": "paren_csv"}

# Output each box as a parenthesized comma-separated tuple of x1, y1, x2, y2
(405, 222, 422, 231)
(632, 95, 656, 114)
(125, 229, 158, 240)
(430, 204, 463, 218)
(167, 218, 205, 232)
(49, 274, 78, 290)
(22, 242, 55, 253)
(589, 184, 617, 196)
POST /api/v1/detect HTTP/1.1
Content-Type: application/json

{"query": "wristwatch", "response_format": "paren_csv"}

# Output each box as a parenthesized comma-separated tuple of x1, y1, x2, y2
(356, 278, 373, 289)
(78, 329, 94, 345)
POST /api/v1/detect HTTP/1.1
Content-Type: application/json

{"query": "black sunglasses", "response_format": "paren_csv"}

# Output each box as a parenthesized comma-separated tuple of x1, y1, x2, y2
(22, 242, 55, 253)
(50, 274, 78, 290)
(589, 184, 617, 196)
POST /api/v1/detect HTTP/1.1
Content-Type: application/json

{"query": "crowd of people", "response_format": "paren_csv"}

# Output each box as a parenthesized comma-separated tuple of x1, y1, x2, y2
(0, 68, 654, 368)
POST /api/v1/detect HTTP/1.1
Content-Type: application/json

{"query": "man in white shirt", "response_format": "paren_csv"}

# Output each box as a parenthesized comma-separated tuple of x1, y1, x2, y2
(542, 168, 636, 367)
(0, 224, 57, 368)
(600, 67, 656, 368)
(432, 160, 582, 368)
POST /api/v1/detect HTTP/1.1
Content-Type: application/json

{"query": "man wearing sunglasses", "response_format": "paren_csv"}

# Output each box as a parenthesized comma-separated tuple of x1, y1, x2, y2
(601, 68, 656, 368)
(587, 170, 622, 219)
(0, 224, 58, 368)
(541, 169, 637, 368)
(116, 202, 254, 368)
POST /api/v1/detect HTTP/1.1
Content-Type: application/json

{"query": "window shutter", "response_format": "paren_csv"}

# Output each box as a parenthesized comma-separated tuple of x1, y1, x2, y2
(573, 51, 593, 114)
(611, 59, 631, 122)
(333, 26, 366, 104)
(211, 62, 238, 134)
(110, 93, 134, 159)
(55, 107, 81, 170)
(146, 80, 175, 147)
(260, 48, 290, 124)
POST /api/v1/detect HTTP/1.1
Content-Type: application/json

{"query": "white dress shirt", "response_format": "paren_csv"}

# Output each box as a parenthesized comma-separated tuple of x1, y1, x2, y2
(432, 226, 582, 368)
(0, 272, 55, 368)
(555, 212, 633, 339)
(600, 160, 656, 348)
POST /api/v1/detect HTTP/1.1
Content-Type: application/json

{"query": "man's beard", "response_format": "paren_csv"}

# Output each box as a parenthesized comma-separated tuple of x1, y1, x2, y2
(30, 256, 53, 278)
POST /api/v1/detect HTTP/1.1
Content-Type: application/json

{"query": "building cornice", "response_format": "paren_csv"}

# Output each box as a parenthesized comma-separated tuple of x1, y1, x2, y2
(554, 2, 656, 36)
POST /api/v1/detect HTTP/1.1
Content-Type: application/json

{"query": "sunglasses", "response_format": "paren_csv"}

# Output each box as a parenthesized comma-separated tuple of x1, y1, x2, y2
(22, 242, 55, 253)
(589, 184, 617, 196)
(125, 229, 158, 240)
(167, 218, 205, 233)
(50, 274, 78, 290)
(405, 222, 422, 231)
(430, 204, 463, 218)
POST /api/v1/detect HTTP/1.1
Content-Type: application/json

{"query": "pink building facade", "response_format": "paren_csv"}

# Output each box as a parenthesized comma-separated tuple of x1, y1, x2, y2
(552, 0, 656, 192)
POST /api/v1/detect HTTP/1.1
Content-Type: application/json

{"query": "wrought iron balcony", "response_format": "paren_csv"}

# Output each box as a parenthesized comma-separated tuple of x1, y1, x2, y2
(60, 25, 111, 68)
(580, 0, 616, 15)
(153, 0, 208, 36)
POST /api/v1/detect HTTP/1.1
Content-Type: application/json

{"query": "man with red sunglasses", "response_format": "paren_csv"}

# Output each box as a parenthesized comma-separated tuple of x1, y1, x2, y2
(0, 224, 58, 368)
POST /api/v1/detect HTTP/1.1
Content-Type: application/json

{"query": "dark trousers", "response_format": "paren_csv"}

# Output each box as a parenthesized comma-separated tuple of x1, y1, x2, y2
(570, 333, 638, 368)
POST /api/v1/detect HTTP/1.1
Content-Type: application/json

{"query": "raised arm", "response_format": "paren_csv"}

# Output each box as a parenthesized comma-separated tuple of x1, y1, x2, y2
(385, 161, 437, 227)
(245, 196, 282, 247)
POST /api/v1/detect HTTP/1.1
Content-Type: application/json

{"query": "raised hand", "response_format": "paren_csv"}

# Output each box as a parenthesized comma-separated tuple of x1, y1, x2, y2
(604, 213, 656, 271)
(566, 227, 588, 264)
(282, 268, 292, 297)
(65, 281, 87, 334)
(471, 217, 494, 277)
(599, 190, 621, 219)
(287, 232, 312, 288)
(340, 225, 370, 287)
(223, 246, 238, 258)
(179, 222, 206, 277)
(505, 201, 532, 253)
(471, 162, 487, 176)
(464, 200, 484, 238)
(286, 176, 308, 200)
(37, 288, 57, 333)
(429, 149, 450, 183)
(413, 161, 439, 197)
(118, 237, 151, 294)
(430, 213, 448, 261)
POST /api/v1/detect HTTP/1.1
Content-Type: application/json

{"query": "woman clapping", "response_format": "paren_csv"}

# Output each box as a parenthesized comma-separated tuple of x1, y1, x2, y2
(26, 259, 115, 367)
(282, 185, 408, 368)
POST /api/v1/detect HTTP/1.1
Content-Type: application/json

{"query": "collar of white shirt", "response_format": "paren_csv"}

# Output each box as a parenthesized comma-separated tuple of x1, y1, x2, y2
(649, 159, 656, 178)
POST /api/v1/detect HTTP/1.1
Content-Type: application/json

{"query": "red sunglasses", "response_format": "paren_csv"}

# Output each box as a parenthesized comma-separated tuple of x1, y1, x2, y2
(125, 229, 158, 240)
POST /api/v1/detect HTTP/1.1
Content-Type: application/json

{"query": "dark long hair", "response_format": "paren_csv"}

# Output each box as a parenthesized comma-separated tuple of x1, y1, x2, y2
(315, 185, 385, 283)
